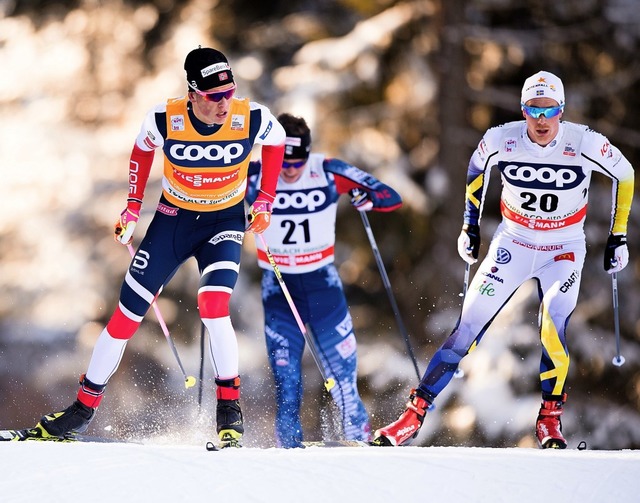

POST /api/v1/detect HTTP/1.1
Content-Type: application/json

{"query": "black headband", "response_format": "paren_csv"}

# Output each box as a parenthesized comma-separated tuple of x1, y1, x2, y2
(283, 132, 311, 160)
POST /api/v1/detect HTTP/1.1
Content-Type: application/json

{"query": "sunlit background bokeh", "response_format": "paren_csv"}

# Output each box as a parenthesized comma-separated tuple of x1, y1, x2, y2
(1, 0, 640, 449)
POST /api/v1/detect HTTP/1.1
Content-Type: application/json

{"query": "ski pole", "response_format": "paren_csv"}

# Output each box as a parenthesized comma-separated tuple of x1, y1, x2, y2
(198, 323, 206, 408)
(256, 233, 336, 391)
(454, 262, 471, 379)
(126, 244, 197, 388)
(359, 211, 421, 380)
(611, 272, 626, 367)
(460, 262, 470, 298)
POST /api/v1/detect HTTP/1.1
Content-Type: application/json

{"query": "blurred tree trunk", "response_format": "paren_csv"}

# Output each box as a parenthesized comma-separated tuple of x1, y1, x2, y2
(433, 0, 470, 249)
(438, 0, 469, 182)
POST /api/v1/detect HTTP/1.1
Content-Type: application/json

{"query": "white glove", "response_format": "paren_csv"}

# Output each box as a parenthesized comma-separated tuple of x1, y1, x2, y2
(349, 188, 374, 212)
(457, 224, 480, 265)
(604, 234, 629, 274)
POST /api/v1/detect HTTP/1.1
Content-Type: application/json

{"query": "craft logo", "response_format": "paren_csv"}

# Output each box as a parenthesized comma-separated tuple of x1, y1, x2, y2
(560, 270, 580, 293)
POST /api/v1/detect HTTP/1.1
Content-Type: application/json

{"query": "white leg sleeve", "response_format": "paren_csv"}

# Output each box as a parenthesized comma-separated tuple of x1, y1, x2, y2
(85, 328, 128, 385)
(203, 316, 238, 379)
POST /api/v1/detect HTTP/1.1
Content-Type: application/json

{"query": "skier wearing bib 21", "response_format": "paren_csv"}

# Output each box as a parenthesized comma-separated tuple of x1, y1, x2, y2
(25, 47, 285, 447)
(373, 71, 634, 449)
(247, 113, 402, 448)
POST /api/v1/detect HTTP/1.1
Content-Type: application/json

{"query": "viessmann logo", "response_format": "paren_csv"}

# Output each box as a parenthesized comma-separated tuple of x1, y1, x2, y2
(172, 167, 239, 189)
(167, 141, 246, 164)
(498, 161, 585, 190)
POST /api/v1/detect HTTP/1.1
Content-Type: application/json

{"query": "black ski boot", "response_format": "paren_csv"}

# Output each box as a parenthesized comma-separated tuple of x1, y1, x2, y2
(39, 400, 96, 437)
(215, 376, 243, 447)
(39, 375, 105, 438)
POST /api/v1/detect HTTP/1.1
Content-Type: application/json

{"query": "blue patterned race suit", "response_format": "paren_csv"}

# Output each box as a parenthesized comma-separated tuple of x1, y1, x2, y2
(417, 120, 634, 404)
(247, 154, 402, 447)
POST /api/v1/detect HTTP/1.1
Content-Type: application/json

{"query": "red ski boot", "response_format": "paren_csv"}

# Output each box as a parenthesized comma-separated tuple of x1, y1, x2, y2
(372, 389, 430, 446)
(536, 393, 567, 449)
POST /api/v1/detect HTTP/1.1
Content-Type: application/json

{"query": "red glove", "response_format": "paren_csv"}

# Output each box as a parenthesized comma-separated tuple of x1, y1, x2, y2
(114, 200, 141, 245)
(246, 191, 274, 234)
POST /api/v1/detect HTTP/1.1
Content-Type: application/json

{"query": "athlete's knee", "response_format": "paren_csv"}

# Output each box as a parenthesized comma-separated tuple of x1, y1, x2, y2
(106, 304, 142, 340)
(201, 260, 240, 292)
(277, 389, 301, 409)
(198, 290, 231, 318)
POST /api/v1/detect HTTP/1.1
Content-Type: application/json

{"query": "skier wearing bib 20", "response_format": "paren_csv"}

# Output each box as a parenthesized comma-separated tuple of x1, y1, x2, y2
(26, 47, 285, 447)
(373, 71, 634, 449)
(247, 113, 402, 448)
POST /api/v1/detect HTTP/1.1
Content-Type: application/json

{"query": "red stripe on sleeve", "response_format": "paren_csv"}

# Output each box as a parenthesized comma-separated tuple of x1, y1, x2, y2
(258, 143, 284, 199)
(128, 144, 155, 202)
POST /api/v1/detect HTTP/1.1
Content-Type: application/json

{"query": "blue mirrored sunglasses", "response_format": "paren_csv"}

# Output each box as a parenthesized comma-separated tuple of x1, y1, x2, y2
(522, 104, 564, 119)
(282, 159, 307, 169)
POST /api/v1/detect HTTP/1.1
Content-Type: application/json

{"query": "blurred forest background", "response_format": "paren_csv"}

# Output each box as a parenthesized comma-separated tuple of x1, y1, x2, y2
(1, 0, 639, 449)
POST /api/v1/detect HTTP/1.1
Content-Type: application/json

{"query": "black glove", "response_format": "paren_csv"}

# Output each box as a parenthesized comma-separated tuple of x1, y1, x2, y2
(462, 223, 481, 260)
(604, 233, 628, 272)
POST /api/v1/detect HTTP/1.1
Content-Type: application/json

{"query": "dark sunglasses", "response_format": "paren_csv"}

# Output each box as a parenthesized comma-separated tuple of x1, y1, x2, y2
(522, 104, 564, 119)
(189, 84, 236, 103)
(282, 159, 307, 169)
